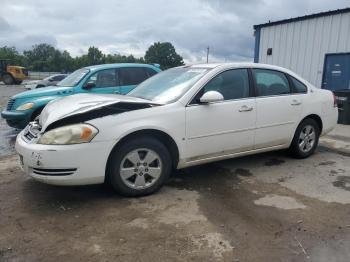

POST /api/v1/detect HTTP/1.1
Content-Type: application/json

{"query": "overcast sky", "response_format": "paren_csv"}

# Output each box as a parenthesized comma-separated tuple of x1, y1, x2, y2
(0, 0, 349, 63)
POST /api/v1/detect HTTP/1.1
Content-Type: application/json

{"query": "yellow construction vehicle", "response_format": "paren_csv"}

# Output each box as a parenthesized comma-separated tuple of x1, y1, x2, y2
(0, 59, 28, 85)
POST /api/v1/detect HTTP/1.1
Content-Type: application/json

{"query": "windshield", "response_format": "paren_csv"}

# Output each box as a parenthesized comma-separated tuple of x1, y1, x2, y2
(57, 68, 89, 87)
(128, 67, 209, 104)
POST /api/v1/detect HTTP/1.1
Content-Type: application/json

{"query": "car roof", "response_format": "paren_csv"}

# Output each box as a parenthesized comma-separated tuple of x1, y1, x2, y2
(85, 63, 160, 71)
(185, 62, 297, 75)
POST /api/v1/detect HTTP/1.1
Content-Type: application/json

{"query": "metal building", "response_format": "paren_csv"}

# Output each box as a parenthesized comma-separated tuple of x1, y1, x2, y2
(253, 8, 350, 90)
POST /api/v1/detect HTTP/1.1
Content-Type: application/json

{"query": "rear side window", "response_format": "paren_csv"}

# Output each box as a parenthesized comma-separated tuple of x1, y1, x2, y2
(253, 69, 290, 96)
(290, 76, 307, 93)
(119, 67, 149, 86)
(52, 75, 66, 81)
(145, 67, 157, 77)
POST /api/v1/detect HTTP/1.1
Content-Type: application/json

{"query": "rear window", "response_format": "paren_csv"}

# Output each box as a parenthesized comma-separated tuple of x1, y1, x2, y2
(253, 69, 290, 96)
(119, 67, 149, 86)
(290, 76, 307, 93)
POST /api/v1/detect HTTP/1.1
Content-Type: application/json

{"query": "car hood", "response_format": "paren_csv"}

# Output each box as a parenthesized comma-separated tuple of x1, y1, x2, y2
(39, 93, 159, 131)
(13, 85, 72, 99)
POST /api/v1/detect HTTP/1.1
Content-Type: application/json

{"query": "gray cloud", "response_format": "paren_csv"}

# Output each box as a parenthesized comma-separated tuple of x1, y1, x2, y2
(0, 0, 349, 62)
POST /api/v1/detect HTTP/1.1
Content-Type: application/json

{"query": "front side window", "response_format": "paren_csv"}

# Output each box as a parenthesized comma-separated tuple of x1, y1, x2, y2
(290, 76, 307, 93)
(86, 69, 118, 88)
(119, 67, 148, 86)
(253, 69, 290, 96)
(199, 69, 250, 101)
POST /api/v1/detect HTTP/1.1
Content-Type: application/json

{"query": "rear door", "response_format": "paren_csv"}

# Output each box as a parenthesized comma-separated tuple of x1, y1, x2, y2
(253, 68, 304, 149)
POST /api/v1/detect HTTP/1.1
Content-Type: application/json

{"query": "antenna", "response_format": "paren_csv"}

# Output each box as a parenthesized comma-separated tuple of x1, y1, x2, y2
(206, 46, 210, 63)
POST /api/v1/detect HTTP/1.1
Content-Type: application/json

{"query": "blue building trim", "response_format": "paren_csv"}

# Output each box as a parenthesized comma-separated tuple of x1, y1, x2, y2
(254, 28, 261, 63)
(253, 7, 350, 30)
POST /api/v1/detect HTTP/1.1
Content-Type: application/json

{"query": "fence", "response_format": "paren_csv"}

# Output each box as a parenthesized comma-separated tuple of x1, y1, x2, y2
(28, 71, 61, 80)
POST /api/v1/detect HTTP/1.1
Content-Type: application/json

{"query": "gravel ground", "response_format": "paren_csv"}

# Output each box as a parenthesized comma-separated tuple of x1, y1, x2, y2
(0, 83, 24, 157)
(1, 83, 350, 262)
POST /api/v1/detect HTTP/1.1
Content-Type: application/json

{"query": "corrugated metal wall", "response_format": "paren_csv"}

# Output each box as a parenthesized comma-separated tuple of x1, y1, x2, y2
(258, 12, 350, 87)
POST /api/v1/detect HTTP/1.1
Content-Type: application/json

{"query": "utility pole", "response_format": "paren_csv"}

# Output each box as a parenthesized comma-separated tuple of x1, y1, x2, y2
(206, 46, 209, 63)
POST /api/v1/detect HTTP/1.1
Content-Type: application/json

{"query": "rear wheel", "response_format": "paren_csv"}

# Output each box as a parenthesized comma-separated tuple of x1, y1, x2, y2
(289, 118, 320, 158)
(3, 74, 14, 85)
(107, 137, 172, 197)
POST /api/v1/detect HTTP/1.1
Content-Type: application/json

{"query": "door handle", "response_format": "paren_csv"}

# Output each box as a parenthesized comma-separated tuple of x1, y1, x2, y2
(239, 105, 253, 112)
(291, 100, 302, 106)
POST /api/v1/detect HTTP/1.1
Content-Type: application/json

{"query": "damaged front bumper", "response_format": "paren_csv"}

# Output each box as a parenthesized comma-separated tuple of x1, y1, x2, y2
(15, 131, 112, 186)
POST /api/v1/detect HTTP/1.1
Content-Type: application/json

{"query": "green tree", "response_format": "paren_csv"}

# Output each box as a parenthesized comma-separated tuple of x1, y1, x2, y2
(24, 43, 57, 71)
(144, 42, 184, 69)
(0, 46, 25, 65)
(87, 46, 103, 65)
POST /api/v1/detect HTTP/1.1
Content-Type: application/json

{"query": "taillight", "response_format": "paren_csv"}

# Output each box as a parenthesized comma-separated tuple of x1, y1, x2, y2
(333, 93, 337, 108)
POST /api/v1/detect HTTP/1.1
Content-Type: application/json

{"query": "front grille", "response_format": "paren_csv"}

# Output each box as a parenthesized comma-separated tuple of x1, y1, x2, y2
(32, 168, 77, 176)
(7, 98, 15, 110)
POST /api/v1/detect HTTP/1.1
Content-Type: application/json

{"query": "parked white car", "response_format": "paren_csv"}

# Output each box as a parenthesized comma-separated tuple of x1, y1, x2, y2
(16, 63, 338, 196)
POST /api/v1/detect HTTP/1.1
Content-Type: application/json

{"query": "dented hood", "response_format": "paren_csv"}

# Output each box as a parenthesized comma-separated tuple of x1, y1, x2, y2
(39, 93, 158, 131)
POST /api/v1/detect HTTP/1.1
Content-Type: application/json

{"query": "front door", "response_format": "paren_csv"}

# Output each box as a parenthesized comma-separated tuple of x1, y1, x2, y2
(83, 68, 120, 94)
(322, 53, 350, 91)
(185, 68, 256, 161)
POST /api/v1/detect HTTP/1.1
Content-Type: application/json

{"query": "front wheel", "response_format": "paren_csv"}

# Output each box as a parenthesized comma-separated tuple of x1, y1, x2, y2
(289, 118, 320, 158)
(107, 137, 172, 197)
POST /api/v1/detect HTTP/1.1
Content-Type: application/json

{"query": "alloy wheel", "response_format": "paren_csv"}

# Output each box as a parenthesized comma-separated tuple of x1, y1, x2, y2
(119, 148, 162, 190)
(298, 125, 316, 153)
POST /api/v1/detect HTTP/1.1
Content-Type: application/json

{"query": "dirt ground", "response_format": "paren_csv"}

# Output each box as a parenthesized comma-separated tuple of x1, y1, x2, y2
(1, 84, 350, 262)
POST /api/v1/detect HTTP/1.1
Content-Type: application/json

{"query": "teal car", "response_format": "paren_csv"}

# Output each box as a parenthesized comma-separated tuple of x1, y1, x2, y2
(1, 63, 161, 129)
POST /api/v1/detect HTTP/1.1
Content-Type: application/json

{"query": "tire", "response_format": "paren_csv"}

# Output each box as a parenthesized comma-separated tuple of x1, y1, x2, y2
(289, 118, 320, 159)
(107, 136, 172, 197)
(36, 85, 45, 88)
(3, 74, 14, 85)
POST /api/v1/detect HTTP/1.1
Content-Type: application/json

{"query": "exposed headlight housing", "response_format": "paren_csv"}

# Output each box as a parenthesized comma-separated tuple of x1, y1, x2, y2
(16, 102, 34, 111)
(37, 124, 98, 145)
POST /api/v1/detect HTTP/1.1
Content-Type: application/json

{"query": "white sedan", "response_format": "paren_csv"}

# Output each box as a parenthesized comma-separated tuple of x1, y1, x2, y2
(16, 63, 338, 196)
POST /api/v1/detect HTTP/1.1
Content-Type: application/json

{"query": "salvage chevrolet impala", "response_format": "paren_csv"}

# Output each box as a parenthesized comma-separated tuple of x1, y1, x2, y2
(15, 63, 338, 196)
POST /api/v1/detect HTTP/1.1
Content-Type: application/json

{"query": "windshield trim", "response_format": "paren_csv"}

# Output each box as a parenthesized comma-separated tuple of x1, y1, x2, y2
(128, 67, 210, 104)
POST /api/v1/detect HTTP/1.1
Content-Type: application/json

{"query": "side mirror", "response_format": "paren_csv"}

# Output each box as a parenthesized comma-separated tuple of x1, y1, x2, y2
(199, 91, 224, 104)
(84, 81, 96, 89)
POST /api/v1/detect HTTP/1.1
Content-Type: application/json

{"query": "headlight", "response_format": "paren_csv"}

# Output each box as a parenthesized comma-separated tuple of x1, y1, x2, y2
(16, 102, 34, 111)
(37, 124, 98, 145)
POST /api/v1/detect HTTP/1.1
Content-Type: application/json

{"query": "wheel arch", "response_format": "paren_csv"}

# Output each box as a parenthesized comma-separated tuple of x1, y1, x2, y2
(106, 129, 180, 176)
(300, 114, 323, 133)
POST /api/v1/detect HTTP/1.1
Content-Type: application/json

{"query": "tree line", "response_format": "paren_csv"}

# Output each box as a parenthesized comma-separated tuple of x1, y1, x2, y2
(0, 42, 184, 72)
